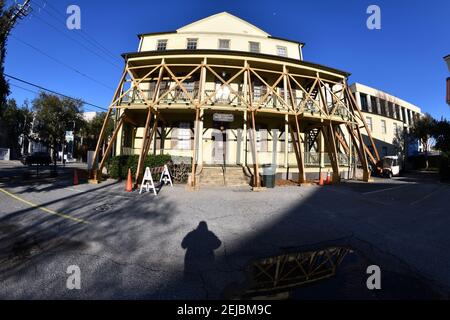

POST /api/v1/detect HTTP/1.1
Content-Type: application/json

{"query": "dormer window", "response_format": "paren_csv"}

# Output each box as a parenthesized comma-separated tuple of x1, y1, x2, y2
(249, 41, 260, 53)
(277, 46, 287, 57)
(219, 39, 230, 50)
(187, 38, 198, 50)
(156, 39, 167, 51)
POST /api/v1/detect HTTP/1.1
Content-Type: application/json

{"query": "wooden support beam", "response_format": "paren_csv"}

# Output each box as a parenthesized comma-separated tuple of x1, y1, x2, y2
(346, 124, 370, 182)
(288, 124, 303, 184)
(98, 116, 125, 173)
(90, 67, 127, 181)
(345, 85, 380, 162)
(250, 110, 261, 187)
(135, 108, 153, 185)
(190, 108, 201, 187)
(317, 76, 340, 183)
(285, 68, 305, 183)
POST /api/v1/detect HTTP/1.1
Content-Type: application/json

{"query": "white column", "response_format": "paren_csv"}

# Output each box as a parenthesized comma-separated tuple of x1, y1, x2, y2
(367, 94, 373, 113)
(355, 91, 362, 109)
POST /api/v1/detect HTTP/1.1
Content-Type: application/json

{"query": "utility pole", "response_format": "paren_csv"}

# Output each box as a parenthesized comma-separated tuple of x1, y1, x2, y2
(1, 0, 32, 106)
(1, 0, 31, 39)
(8, 0, 31, 32)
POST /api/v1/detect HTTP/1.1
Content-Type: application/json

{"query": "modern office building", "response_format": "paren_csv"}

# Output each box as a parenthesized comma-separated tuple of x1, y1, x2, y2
(90, 12, 378, 187)
(350, 83, 422, 157)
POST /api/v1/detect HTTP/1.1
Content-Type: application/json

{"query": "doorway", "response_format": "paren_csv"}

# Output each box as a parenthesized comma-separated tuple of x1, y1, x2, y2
(212, 123, 228, 165)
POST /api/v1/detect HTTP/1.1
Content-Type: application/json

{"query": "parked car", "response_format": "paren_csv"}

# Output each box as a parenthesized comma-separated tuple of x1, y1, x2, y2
(22, 152, 52, 166)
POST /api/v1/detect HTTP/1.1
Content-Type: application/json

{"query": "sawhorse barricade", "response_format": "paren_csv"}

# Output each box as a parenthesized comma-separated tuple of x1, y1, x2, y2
(139, 164, 173, 195)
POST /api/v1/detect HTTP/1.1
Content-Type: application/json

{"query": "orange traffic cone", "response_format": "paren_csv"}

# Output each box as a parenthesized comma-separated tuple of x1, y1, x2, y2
(125, 168, 133, 192)
(325, 170, 331, 185)
(73, 169, 79, 185)
(319, 173, 324, 186)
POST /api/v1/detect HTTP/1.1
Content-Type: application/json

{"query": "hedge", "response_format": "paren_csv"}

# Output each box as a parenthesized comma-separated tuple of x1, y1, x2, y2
(107, 154, 172, 180)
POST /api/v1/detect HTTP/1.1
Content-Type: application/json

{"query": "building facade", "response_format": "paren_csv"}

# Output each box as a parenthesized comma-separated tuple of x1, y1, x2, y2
(350, 83, 422, 157)
(91, 12, 377, 186)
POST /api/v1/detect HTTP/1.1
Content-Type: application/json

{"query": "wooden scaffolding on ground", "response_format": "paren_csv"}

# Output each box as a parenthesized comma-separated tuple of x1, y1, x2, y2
(89, 55, 379, 189)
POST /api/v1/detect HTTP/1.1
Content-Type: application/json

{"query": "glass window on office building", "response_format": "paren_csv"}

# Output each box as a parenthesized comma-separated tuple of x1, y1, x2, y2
(360, 93, 369, 112)
(381, 120, 387, 134)
(219, 39, 230, 50)
(186, 38, 198, 50)
(388, 102, 394, 118)
(371, 96, 378, 114)
(393, 122, 398, 135)
(276, 46, 287, 57)
(249, 41, 260, 53)
(379, 99, 387, 116)
(156, 39, 168, 51)
(366, 116, 373, 131)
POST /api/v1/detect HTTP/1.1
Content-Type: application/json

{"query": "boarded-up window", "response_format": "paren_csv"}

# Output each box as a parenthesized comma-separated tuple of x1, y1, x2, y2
(256, 126, 268, 152)
(177, 122, 191, 150)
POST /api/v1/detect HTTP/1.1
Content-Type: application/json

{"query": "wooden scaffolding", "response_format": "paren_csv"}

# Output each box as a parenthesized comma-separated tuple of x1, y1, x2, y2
(89, 54, 379, 188)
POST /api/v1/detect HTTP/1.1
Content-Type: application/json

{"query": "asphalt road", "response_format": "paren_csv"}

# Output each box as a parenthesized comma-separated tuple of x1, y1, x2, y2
(0, 161, 449, 299)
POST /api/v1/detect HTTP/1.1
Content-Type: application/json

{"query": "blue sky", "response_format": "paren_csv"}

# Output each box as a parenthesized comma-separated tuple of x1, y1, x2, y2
(5, 0, 450, 119)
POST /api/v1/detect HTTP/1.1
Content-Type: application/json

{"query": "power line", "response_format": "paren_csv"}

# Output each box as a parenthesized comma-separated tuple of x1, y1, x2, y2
(11, 34, 115, 91)
(6, 73, 108, 111)
(33, 0, 121, 63)
(28, 4, 122, 69)
(10, 83, 39, 95)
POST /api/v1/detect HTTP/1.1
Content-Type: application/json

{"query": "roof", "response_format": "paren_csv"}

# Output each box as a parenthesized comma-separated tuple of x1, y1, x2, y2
(137, 12, 305, 47)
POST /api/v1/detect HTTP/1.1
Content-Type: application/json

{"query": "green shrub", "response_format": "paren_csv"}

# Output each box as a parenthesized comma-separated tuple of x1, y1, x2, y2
(107, 154, 172, 179)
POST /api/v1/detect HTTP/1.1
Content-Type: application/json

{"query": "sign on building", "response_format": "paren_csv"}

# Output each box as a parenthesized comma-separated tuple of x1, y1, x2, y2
(213, 113, 234, 122)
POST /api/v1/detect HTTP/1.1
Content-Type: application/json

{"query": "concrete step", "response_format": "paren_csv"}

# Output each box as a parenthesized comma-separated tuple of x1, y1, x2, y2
(199, 166, 250, 187)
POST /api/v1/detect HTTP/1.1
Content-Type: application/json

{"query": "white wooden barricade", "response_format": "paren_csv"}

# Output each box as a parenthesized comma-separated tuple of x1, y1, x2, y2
(160, 164, 173, 186)
(139, 165, 173, 195)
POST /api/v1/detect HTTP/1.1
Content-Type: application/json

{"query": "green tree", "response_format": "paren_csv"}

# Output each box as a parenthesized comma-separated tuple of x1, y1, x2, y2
(0, 1, 14, 112)
(433, 119, 450, 153)
(411, 113, 436, 169)
(32, 92, 83, 167)
(1, 98, 32, 158)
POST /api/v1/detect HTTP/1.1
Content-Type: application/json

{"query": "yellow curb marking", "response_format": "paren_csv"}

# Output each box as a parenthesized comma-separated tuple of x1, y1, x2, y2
(0, 187, 88, 224)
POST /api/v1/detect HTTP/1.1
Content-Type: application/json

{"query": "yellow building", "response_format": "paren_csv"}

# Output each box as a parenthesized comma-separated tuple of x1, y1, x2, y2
(350, 83, 422, 157)
(91, 12, 377, 187)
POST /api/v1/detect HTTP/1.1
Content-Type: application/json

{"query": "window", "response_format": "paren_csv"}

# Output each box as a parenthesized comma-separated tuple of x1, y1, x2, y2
(249, 41, 260, 53)
(393, 122, 398, 135)
(276, 46, 287, 57)
(379, 99, 387, 116)
(371, 96, 378, 114)
(366, 116, 373, 132)
(381, 120, 387, 134)
(177, 122, 191, 150)
(219, 39, 230, 50)
(360, 93, 369, 112)
(156, 39, 167, 51)
(186, 38, 197, 50)
(388, 102, 394, 118)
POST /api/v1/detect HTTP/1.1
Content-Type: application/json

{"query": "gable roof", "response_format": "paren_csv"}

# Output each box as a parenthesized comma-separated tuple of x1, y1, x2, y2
(176, 12, 270, 37)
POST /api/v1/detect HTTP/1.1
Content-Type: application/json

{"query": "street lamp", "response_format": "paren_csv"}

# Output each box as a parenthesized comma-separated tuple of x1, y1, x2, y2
(445, 55, 450, 106)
